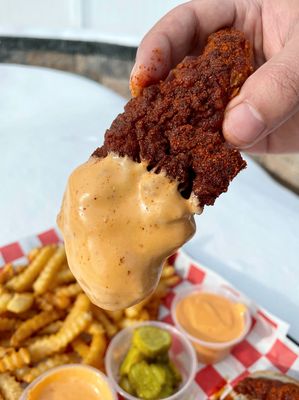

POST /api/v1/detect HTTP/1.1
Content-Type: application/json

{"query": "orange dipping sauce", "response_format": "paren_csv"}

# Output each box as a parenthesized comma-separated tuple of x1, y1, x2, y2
(174, 291, 249, 364)
(26, 365, 116, 400)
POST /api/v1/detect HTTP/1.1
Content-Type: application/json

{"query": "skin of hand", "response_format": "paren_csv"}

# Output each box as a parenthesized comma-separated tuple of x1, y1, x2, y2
(130, 0, 299, 153)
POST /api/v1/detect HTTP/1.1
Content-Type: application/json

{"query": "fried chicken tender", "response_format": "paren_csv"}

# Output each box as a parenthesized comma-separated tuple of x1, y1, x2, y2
(227, 376, 299, 399)
(93, 28, 253, 207)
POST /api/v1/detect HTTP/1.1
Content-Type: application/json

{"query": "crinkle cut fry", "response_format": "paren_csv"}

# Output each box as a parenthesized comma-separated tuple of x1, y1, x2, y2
(93, 28, 253, 207)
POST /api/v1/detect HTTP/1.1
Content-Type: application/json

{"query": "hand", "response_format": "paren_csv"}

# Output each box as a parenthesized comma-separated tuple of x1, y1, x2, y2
(130, 0, 299, 153)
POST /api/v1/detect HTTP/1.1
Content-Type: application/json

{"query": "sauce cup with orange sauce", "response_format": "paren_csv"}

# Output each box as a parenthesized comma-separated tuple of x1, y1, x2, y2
(171, 285, 251, 364)
(20, 364, 117, 400)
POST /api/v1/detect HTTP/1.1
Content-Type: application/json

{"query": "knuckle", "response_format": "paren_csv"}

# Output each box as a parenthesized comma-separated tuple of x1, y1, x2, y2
(268, 62, 299, 104)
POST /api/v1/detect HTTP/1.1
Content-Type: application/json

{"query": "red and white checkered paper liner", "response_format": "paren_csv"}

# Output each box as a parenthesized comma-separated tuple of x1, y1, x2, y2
(1, 228, 299, 399)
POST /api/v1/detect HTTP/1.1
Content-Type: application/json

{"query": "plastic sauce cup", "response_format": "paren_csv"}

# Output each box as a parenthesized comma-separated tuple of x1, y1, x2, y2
(171, 284, 251, 364)
(105, 321, 197, 400)
(20, 364, 117, 400)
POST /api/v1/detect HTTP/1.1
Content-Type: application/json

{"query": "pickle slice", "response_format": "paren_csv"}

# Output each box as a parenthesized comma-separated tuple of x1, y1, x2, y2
(128, 361, 163, 400)
(159, 384, 174, 398)
(119, 376, 135, 395)
(120, 346, 143, 376)
(169, 361, 182, 387)
(133, 326, 172, 358)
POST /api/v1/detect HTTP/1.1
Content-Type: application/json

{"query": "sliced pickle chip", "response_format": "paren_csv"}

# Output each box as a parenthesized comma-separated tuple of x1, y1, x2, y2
(120, 346, 143, 376)
(169, 361, 182, 387)
(119, 376, 136, 395)
(133, 326, 172, 357)
(159, 384, 174, 398)
(128, 361, 163, 400)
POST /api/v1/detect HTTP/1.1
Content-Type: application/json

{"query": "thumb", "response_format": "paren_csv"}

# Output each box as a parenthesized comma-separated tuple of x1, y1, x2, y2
(223, 34, 299, 148)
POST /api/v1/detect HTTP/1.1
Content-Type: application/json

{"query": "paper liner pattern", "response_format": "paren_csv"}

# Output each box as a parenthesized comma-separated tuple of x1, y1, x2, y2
(1, 228, 298, 399)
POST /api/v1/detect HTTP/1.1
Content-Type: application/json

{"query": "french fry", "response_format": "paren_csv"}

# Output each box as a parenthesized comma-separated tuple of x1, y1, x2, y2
(29, 311, 91, 362)
(27, 247, 40, 262)
(91, 306, 117, 338)
(0, 264, 14, 284)
(33, 246, 66, 294)
(125, 296, 150, 319)
(55, 283, 81, 298)
(10, 309, 61, 346)
(64, 293, 90, 327)
(0, 347, 30, 372)
(0, 347, 14, 358)
(38, 320, 63, 335)
(163, 275, 181, 287)
(145, 297, 160, 319)
(14, 265, 27, 275)
(51, 266, 75, 287)
(6, 293, 34, 314)
(6, 245, 56, 292)
(15, 309, 36, 321)
(0, 373, 22, 400)
(0, 292, 13, 314)
(35, 292, 70, 311)
(104, 309, 124, 323)
(22, 354, 74, 383)
(13, 366, 30, 381)
(0, 318, 20, 332)
(83, 323, 107, 368)
(161, 265, 175, 279)
(119, 309, 150, 329)
(71, 337, 90, 359)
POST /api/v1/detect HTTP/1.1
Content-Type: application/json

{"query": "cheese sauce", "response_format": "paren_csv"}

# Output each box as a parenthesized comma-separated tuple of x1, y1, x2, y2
(58, 154, 200, 310)
(175, 292, 246, 343)
(27, 366, 115, 400)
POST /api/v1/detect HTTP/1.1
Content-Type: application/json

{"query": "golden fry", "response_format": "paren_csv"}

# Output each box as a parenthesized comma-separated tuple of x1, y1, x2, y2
(91, 306, 117, 338)
(145, 297, 160, 320)
(0, 347, 14, 358)
(125, 296, 150, 319)
(39, 320, 63, 335)
(13, 366, 30, 381)
(27, 247, 40, 262)
(83, 322, 107, 368)
(0, 292, 13, 314)
(0, 318, 20, 332)
(6, 293, 34, 314)
(29, 311, 91, 362)
(161, 265, 175, 279)
(119, 309, 150, 329)
(22, 354, 73, 383)
(0, 347, 30, 372)
(10, 309, 61, 346)
(51, 267, 75, 287)
(6, 245, 56, 292)
(0, 264, 14, 284)
(64, 293, 90, 327)
(55, 283, 81, 298)
(0, 373, 22, 400)
(71, 337, 90, 359)
(104, 309, 124, 323)
(163, 275, 181, 287)
(33, 246, 66, 294)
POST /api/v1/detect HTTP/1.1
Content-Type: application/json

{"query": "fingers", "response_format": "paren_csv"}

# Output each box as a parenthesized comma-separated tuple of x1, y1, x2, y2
(223, 32, 299, 149)
(130, 0, 236, 96)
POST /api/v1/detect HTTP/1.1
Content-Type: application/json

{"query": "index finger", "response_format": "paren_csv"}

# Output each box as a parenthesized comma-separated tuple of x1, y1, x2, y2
(130, 0, 236, 96)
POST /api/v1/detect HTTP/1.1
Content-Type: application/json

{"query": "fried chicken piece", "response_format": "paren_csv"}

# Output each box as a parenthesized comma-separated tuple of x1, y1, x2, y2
(228, 376, 299, 399)
(93, 28, 253, 207)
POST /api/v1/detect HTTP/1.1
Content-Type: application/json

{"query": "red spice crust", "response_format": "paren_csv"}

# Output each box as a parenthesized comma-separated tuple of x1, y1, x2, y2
(231, 376, 299, 399)
(93, 28, 253, 207)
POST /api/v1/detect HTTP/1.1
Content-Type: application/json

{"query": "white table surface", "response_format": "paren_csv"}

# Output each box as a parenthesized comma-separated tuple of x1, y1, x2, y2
(1, 64, 299, 339)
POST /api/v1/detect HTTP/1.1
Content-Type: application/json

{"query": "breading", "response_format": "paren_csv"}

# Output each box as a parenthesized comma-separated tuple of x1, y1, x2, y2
(93, 28, 253, 207)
